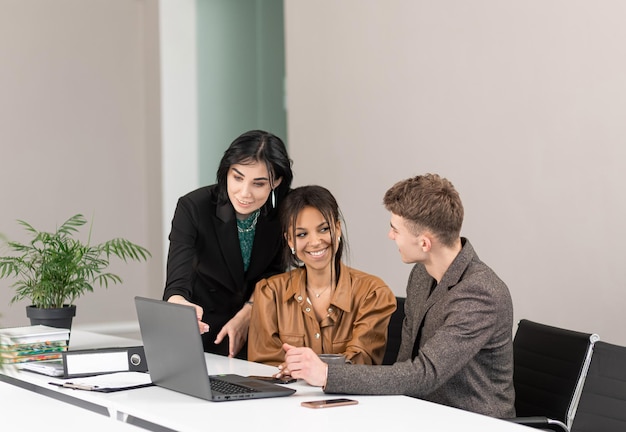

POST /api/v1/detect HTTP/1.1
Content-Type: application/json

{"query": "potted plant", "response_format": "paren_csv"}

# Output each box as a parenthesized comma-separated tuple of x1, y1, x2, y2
(0, 214, 151, 329)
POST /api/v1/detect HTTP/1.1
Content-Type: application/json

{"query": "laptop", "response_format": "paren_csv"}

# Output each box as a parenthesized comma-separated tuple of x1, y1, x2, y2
(134, 296, 296, 401)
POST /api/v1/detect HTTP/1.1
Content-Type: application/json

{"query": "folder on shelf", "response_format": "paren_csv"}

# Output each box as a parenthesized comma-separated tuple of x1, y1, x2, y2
(61, 346, 148, 378)
(18, 346, 149, 378)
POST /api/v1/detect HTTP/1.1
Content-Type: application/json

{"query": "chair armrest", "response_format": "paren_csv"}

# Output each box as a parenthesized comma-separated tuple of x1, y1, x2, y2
(506, 416, 569, 432)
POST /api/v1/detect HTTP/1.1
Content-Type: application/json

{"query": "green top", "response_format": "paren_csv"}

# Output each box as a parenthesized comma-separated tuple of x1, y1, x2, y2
(236, 210, 260, 271)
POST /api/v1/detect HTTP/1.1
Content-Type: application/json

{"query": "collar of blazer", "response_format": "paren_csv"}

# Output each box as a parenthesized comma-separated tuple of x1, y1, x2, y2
(437, 237, 473, 292)
(214, 201, 245, 291)
(216, 199, 236, 223)
(409, 238, 475, 355)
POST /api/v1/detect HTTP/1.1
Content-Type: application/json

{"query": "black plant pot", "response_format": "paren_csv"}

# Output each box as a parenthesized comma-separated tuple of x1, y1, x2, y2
(26, 305, 76, 330)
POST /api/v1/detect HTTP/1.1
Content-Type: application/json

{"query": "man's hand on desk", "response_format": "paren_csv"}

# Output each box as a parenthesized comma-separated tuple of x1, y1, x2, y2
(275, 343, 328, 387)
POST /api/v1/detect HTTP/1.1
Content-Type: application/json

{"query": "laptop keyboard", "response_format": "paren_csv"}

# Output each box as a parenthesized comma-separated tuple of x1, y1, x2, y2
(209, 377, 261, 395)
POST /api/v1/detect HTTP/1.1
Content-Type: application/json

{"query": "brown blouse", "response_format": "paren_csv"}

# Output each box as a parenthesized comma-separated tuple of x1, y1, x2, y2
(248, 263, 397, 366)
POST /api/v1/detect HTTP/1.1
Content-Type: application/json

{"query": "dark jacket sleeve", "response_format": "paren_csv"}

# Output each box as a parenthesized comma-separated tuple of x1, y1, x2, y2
(163, 192, 202, 302)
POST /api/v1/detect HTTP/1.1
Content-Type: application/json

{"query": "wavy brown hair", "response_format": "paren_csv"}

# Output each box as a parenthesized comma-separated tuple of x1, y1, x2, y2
(279, 185, 347, 285)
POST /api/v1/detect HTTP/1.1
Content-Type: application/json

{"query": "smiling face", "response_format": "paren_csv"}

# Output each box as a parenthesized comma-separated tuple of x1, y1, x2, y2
(226, 161, 281, 219)
(288, 206, 341, 272)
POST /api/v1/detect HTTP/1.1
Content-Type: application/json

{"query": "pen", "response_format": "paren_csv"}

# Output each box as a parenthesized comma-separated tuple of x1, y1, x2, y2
(49, 381, 98, 391)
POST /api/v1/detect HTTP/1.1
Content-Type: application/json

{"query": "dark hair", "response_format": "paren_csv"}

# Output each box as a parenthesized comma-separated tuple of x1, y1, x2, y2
(279, 185, 347, 284)
(383, 173, 464, 247)
(215, 130, 293, 213)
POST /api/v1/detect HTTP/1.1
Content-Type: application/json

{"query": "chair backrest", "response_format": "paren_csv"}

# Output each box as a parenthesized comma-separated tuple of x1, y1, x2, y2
(571, 341, 626, 432)
(382, 296, 405, 365)
(513, 319, 599, 430)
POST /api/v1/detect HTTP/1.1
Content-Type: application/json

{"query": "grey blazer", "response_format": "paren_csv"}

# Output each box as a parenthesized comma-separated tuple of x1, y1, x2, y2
(324, 238, 516, 419)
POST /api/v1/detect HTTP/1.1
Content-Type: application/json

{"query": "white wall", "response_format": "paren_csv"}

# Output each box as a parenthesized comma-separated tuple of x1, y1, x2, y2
(0, 0, 163, 330)
(284, 1, 626, 345)
(159, 0, 199, 268)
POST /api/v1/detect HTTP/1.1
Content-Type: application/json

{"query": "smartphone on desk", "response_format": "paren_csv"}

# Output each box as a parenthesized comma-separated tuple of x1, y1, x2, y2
(301, 398, 358, 409)
(248, 375, 297, 384)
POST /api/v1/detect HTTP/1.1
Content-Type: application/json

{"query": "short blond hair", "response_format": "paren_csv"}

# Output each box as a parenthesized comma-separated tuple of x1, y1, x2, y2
(383, 174, 464, 247)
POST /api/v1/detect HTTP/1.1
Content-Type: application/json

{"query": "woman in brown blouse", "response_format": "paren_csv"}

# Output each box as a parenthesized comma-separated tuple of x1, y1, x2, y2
(248, 185, 396, 366)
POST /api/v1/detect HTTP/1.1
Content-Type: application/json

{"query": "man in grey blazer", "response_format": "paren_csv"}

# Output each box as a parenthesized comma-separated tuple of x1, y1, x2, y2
(278, 174, 515, 419)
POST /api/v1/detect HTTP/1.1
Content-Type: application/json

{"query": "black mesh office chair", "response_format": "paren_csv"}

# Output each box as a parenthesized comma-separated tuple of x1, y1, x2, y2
(571, 341, 626, 432)
(382, 297, 405, 365)
(508, 319, 599, 432)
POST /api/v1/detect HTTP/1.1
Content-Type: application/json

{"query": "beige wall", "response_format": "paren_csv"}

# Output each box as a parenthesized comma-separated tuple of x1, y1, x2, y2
(2, 1, 624, 347)
(284, 1, 626, 344)
(0, 0, 163, 330)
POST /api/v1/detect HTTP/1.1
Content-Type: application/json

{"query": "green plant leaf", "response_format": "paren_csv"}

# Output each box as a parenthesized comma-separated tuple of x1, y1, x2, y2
(0, 214, 151, 309)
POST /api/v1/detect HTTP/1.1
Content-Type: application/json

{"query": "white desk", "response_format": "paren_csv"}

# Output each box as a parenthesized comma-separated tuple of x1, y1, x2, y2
(0, 380, 142, 431)
(1, 330, 533, 432)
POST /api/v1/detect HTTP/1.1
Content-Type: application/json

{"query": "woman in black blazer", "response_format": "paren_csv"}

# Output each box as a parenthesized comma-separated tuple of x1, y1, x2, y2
(163, 130, 293, 358)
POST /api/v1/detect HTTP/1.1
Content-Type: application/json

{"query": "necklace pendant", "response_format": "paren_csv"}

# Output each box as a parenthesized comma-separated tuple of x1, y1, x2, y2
(237, 209, 260, 233)
(316, 293, 320, 298)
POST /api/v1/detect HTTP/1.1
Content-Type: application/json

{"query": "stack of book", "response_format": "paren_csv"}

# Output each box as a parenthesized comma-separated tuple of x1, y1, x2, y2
(0, 325, 70, 364)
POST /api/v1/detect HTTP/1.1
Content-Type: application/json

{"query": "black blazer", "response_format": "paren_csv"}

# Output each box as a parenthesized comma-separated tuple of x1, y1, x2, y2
(163, 185, 284, 356)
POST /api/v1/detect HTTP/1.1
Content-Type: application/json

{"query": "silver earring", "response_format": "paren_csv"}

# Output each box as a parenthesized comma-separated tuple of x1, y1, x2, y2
(338, 236, 341, 243)
(271, 189, 276, 208)
(291, 247, 295, 255)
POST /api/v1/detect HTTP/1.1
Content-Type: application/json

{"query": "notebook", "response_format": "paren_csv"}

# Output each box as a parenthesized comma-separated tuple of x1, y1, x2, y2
(134, 296, 296, 401)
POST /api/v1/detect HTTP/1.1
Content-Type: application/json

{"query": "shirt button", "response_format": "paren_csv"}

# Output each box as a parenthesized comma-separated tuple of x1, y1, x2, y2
(305, 307, 311, 312)
(315, 333, 320, 339)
